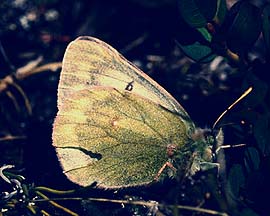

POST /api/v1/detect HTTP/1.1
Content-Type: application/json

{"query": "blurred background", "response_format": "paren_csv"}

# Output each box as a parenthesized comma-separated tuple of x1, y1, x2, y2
(1, 0, 270, 215)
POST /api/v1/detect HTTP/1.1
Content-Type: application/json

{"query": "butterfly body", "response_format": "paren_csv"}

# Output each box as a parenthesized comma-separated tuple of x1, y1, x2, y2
(53, 36, 215, 188)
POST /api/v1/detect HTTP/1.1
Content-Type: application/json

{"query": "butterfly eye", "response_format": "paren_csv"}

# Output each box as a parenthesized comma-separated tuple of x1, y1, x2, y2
(206, 134, 215, 145)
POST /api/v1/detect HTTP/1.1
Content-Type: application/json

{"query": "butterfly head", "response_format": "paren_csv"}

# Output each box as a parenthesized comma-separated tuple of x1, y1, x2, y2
(161, 127, 223, 181)
(187, 127, 224, 175)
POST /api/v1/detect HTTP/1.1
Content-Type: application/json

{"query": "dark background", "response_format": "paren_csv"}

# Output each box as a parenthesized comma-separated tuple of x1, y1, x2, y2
(1, 0, 269, 215)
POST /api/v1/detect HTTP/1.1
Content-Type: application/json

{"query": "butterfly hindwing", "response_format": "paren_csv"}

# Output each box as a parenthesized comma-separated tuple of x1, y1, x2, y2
(53, 88, 190, 187)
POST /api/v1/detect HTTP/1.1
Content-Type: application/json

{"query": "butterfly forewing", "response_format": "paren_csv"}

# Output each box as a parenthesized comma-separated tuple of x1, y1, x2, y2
(58, 37, 193, 126)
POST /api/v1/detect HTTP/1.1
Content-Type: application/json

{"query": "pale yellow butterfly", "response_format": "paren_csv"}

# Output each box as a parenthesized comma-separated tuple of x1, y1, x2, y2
(53, 36, 216, 188)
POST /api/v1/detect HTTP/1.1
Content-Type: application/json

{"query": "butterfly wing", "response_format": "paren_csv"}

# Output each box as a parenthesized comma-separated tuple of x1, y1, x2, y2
(53, 88, 190, 188)
(53, 36, 196, 187)
(58, 36, 193, 129)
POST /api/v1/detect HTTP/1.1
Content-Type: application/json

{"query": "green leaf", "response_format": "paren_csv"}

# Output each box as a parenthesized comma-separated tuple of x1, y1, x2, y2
(179, 0, 219, 28)
(197, 27, 212, 42)
(177, 28, 216, 63)
(228, 164, 245, 197)
(178, 42, 216, 63)
(226, 2, 262, 53)
(262, 4, 270, 53)
(214, 0, 227, 25)
(244, 147, 260, 173)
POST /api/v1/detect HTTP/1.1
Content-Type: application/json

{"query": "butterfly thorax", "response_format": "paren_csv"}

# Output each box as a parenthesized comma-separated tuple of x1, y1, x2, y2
(167, 128, 220, 180)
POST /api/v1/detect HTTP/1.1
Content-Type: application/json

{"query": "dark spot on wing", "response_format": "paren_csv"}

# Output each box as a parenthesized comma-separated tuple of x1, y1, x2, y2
(125, 80, 134, 91)
(60, 146, 102, 160)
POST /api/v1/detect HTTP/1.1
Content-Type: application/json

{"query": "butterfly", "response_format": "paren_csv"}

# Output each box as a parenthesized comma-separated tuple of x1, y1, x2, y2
(52, 36, 222, 189)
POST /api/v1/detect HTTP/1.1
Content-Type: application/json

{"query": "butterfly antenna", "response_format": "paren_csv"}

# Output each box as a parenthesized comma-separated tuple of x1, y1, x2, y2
(216, 143, 246, 154)
(212, 87, 253, 129)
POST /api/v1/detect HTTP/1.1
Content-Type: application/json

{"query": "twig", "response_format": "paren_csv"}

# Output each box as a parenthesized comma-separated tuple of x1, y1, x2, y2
(0, 135, 27, 142)
(16, 62, 62, 80)
(0, 62, 62, 94)
(35, 191, 79, 216)
(33, 196, 228, 216)
(120, 33, 148, 54)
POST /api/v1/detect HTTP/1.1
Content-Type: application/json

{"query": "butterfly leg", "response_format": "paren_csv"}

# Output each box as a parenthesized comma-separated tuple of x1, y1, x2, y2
(154, 144, 178, 181)
(154, 161, 177, 181)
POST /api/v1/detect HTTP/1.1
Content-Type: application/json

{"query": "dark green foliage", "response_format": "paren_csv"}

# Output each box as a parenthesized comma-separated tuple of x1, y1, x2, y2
(244, 147, 260, 173)
(226, 1, 262, 53)
(178, 0, 227, 28)
(178, 41, 216, 63)
(178, 0, 264, 61)
(228, 164, 245, 197)
(177, 0, 270, 215)
(177, 27, 217, 63)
